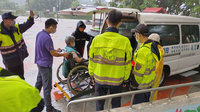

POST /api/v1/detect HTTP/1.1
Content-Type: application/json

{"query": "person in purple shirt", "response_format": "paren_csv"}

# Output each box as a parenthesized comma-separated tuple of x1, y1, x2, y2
(34, 18, 69, 112)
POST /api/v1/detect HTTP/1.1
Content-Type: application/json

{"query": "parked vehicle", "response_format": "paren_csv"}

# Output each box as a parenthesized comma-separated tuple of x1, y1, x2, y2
(97, 8, 200, 85)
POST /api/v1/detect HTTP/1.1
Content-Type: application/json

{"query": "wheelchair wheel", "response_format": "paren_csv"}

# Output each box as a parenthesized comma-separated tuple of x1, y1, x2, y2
(67, 65, 92, 94)
(56, 62, 67, 84)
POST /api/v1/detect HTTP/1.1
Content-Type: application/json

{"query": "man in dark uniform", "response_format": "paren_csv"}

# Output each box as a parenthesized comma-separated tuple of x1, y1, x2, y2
(0, 10, 34, 79)
(72, 20, 93, 56)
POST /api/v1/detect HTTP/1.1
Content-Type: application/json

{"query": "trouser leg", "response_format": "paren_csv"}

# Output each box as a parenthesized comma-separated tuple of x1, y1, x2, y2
(110, 85, 122, 108)
(37, 65, 53, 111)
(35, 65, 43, 91)
(95, 83, 108, 111)
(132, 92, 150, 105)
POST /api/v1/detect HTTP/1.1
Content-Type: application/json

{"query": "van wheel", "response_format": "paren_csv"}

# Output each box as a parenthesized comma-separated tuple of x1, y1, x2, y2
(159, 67, 169, 86)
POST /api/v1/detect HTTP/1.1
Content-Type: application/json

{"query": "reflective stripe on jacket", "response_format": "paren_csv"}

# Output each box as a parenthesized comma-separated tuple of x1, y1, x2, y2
(133, 42, 158, 89)
(0, 76, 41, 112)
(89, 32, 132, 86)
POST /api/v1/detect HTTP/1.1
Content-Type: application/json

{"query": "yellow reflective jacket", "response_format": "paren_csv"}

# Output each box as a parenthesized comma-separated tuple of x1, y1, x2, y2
(0, 17, 34, 67)
(0, 75, 41, 112)
(89, 31, 132, 86)
(133, 41, 159, 89)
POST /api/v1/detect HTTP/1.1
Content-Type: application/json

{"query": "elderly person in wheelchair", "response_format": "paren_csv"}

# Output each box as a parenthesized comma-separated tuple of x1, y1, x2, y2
(58, 36, 92, 94)
(62, 36, 84, 78)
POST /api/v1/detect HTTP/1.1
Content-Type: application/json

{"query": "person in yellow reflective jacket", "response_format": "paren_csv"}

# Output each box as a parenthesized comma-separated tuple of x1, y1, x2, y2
(148, 33, 165, 101)
(89, 9, 132, 111)
(0, 10, 34, 79)
(0, 67, 44, 112)
(132, 24, 160, 104)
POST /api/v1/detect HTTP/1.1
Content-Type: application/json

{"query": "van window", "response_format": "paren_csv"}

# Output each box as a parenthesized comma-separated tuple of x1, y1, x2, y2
(118, 22, 137, 39)
(147, 25, 180, 46)
(101, 21, 137, 39)
(181, 25, 199, 43)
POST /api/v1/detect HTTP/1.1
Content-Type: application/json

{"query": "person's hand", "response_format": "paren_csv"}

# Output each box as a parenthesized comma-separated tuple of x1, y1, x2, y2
(92, 77, 95, 85)
(63, 52, 69, 58)
(30, 10, 34, 18)
(123, 80, 129, 88)
(56, 48, 62, 52)
(122, 84, 126, 88)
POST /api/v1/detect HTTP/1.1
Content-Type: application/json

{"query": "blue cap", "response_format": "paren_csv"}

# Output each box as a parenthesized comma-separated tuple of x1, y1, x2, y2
(2, 12, 18, 20)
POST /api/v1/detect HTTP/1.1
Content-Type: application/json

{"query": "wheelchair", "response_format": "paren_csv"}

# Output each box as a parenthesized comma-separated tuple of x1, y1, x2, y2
(56, 53, 93, 94)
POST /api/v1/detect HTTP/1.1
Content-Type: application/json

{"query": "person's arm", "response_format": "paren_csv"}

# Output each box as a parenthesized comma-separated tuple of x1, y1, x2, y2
(85, 32, 94, 41)
(50, 50, 69, 57)
(74, 57, 83, 63)
(71, 52, 83, 62)
(18, 10, 34, 34)
(124, 40, 133, 81)
(133, 48, 148, 79)
(45, 38, 69, 58)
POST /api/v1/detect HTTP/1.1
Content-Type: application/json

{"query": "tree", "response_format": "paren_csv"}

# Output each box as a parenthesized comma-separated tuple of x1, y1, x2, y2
(26, 0, 72, 11)
(93, 0, 106, 6)
(60, 0, 72, 10)
(184, 0, 200, 16)
(113, 0, 200, 17)
(0, 0, 18, 10)
(156, 0, 185, 15)
(121, 0, 157, 11)
(71, 1, 81, 8)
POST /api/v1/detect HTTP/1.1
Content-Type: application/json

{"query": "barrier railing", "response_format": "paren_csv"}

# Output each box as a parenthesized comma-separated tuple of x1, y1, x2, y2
(66, 81, 200, 112)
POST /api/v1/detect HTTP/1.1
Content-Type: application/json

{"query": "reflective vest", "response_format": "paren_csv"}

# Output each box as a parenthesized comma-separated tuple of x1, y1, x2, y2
(133, 42, 158, 89)
(89, 32, 132, 86)
(0, 76, 41, 112)
(0, 24, 28, 67)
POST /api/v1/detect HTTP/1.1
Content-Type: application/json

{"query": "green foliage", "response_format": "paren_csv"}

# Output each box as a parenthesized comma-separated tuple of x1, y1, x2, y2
(71, 1, 81, 8)
(109, 2, 117, 7)
(109, 0, 200, 17)
(26, 0, 72, 11)
(0, 0, 18, 10)
(93, 0, 106, 6)
(197, 106, 200, 112)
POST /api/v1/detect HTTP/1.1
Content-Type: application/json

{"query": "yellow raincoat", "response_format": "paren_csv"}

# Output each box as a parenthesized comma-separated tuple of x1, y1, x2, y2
(152, 45, 164, 101)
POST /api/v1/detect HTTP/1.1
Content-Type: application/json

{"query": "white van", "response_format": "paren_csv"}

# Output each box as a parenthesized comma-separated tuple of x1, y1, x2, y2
(98, 8, 200, 85)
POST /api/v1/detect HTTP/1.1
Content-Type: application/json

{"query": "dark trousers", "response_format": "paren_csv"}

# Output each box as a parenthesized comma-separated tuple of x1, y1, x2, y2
(6, 63, 25, 79)
(132, 92, 150, 105)
(35, 65, 53, 111)
(95, 83, 122, 111)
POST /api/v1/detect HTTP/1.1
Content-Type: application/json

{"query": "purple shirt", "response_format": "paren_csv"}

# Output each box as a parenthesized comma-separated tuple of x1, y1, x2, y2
(35, 30, 54, 67)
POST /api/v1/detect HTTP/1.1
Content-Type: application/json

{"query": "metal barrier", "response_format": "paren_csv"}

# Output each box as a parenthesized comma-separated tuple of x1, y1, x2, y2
(66, 81, 200, 112)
